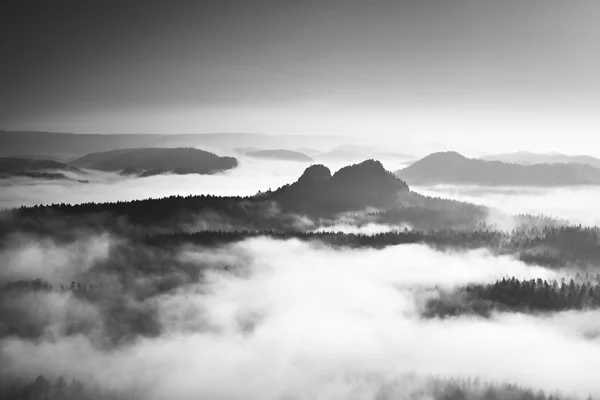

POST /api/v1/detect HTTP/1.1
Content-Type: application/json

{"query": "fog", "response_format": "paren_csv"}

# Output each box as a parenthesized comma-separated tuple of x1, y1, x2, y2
(414, 185, 600, 227)
(5, 237, 596, 399)
(312, 222, 406, 235)
(0, 233, 113, 281)
(2, 0, 598, 394)
(311, 213, 413, 235)
(2, 153, 598, 400)
(0, 158, 308, 209)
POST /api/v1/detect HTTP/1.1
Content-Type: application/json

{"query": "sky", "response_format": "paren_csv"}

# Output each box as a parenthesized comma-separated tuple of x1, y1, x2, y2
(1, 0, 599, 154)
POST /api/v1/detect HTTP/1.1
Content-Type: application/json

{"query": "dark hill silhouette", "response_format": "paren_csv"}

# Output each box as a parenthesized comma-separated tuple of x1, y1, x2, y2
(2, 159, 489, 239)
(0, 157, 84, 180)
(271, 159, 409, 213)
(244, 149, 313, 162)
(71, 147, 238, 175)
(482, 151, 600, 168)
(396, 151, 600, 186)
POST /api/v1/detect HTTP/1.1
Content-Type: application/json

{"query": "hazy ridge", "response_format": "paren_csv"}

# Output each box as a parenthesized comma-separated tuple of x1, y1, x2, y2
(397, 151, 600, 186)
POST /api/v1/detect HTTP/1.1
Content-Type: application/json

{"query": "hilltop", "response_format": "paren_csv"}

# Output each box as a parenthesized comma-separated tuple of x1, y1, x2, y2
(271, 159, 409, 213)
(396, 151, 600, 186)
(70, 147, 238, 175)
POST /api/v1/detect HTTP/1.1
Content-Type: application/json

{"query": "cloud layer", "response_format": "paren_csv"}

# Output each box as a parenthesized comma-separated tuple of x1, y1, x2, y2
(4, 237, 596, 399)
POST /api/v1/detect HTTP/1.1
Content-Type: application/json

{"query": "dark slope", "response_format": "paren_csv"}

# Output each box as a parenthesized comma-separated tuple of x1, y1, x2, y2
(482, 151, 600, 168)
(244, 149, 313, 162)
(271, 159, 409, 213)
(71, 147, 238, 175)
(396, 151, 600, 186)
(0, 157, 84, 180)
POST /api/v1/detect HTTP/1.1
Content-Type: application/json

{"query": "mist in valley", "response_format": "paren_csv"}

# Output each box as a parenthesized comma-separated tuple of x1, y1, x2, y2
(3, 140, 600, 399)
(3, 235, 598, 400)
(3, 0, 600, 398)
(2, 150, 600, 400)
(414, 185, 600, 227)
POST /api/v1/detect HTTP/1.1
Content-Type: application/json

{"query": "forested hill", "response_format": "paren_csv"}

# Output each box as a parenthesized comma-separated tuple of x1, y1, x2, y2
(270, 159, 410, 213)
(70, 147, 238, 175)
(1, 160, 489, 237)
(424, 276, 600, 319)
(0, 157, 81, 173)
(396, 151, 600, 186)
(0, 157, 85, 180)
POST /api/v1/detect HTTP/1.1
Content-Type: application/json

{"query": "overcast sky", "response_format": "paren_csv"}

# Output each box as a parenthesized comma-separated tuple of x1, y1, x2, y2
(1, 0, 599, 154)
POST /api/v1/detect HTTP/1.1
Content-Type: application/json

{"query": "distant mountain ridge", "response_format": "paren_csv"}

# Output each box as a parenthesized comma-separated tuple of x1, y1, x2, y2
(314, 145, 414, 163)
(0, 157, 85, 181)
(0, 131, 362, 159)
(71, 147, 238, 175)
(482, 151, 600, 168)
(0, 131, 269, 159)
(396, 151, 600, 186)
(242, 149, 313, 162)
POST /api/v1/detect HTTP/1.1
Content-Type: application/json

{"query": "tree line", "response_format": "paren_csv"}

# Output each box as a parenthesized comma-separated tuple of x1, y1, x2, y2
(143, 226, 600, 269)
(2, 278, 101, 294)
(0, 375, 128, 400)
(0, 374, 589, 400)
(425, 277, 600, 318)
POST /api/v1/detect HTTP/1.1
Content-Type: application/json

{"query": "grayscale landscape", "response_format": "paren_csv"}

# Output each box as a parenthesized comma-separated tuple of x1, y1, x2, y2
(1, 1, 600, 400)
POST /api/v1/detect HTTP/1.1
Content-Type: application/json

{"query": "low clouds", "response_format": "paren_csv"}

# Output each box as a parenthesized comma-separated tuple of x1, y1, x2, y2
(414, 184, 600, 227)
(1, 156, 598, 399)
(0, 233, 113, 281)
(0, 158, 308, 209)
(4, 237, 594, 399)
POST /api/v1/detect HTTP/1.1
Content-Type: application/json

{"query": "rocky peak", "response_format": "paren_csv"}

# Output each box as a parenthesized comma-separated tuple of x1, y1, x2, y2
(297, 164, 332, 182)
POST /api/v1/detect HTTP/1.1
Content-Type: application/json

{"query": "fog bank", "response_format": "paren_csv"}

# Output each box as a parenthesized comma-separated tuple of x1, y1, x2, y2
(4, 238, 594, 399)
